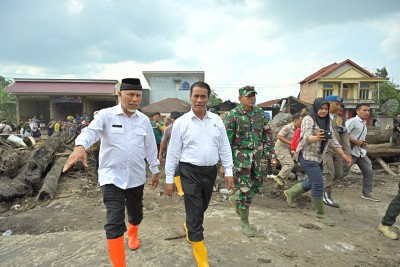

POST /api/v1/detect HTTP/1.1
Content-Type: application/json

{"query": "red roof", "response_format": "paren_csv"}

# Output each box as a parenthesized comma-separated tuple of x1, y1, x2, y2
(300, 59, 376, 84)
(5, 79, 118, 95)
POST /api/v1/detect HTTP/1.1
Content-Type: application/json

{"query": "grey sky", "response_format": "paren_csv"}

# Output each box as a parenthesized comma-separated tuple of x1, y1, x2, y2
(1, 0, 399, 101)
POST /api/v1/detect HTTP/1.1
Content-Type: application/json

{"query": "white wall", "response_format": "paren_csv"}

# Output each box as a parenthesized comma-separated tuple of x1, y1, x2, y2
(148, 76, 200, 104)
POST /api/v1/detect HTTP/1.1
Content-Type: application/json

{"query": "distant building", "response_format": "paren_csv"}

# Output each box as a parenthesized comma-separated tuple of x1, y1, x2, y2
(143, 71, 205, 104)
(299, 59, 387, 123)
(5, 78, 124, 123)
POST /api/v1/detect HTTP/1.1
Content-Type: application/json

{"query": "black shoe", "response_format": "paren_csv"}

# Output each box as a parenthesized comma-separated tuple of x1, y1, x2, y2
(323, 192, 340, 208)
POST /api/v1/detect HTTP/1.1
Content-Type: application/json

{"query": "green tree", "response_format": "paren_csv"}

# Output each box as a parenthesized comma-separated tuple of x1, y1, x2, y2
(208, 89, 223, 107)
(375, 67, 400, 116)
(375, 66, 388, 78)
(0, 75, 16, 122)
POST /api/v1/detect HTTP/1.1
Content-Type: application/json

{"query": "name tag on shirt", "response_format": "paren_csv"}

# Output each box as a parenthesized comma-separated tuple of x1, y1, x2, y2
(112, 125, 122, 128)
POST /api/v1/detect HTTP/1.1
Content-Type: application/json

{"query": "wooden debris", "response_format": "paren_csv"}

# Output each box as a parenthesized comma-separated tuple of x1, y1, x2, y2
(36, 157, 67, 201)
(374, 156, 398, 177)
(365, 128, 392, 144)
(366, 143, 400, 157)
(0, 133, 68, 201)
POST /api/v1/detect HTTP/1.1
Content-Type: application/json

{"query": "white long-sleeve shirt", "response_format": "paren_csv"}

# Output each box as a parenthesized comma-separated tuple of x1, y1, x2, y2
(165, 109, 233, 184)
(75, 104, 159, 189)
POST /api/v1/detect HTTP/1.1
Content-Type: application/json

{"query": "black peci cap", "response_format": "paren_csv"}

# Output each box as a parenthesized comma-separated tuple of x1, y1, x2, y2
(120, 78, 142, 90)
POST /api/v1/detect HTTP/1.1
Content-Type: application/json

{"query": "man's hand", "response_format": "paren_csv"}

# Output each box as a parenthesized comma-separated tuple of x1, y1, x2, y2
(150, 173, 159, 190)
(158, 154, 164, 163)
(63, 146, 87, 172)
(224, 176, 234, 190)
(360, 140, 368, 148)
(343, 154, 352, 166)
(165, 183, 175, 197)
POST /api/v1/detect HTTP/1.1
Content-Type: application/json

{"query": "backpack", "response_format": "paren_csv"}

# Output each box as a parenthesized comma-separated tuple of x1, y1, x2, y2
(290, 128, 301, 151)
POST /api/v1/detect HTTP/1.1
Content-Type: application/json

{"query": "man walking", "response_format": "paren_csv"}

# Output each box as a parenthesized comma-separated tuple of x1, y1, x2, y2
(158, 111, 184, 196)
(63, 78, 160, 267)
(151, 112, 164, 154)
(274, 113, 303, 189)
(224, 85, 275, 237)
(322, 95, 352, 208)
(165, 81, 233, 267)
(345, 103, 380, 202)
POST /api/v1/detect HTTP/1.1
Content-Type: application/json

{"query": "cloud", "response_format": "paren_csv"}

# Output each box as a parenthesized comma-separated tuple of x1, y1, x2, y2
(1, 0, 399, 101)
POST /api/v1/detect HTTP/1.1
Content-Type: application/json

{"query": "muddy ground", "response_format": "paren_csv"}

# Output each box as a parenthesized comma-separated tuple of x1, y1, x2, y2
(1, 161, 400, 267)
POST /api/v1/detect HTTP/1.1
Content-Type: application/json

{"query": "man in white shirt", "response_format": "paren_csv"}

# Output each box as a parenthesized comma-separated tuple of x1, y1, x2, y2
(0, 120, 13, 134)
(165, 81, 233, 267)
(346, 103, 380, 202)
(63, 78, 160, 267)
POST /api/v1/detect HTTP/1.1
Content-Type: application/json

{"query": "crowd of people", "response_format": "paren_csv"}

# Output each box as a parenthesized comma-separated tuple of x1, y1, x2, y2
(0, 112, 96, 142)
(7, 77, 396, 267)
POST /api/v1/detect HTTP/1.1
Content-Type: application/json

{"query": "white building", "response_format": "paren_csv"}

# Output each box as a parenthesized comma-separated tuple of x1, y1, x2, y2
(143, 71, 205, 104)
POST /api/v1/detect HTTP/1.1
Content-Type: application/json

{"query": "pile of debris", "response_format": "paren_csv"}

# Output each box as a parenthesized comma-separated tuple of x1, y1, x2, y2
(0, 132, 75, 202)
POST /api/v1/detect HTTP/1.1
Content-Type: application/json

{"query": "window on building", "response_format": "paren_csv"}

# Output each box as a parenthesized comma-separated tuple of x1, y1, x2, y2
(359, 89, 369, 99)
(360, 83, 370, 89)
(323, 89, 333, 98)
(322, 83, 333, 98)
(323, 83, 334, 89)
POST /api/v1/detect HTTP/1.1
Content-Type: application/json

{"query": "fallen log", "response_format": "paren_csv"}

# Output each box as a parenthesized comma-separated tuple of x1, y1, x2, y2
(0, 177, 31, 202)
(36, 157, 67, 201)
(366, 143, 400, 157)
(365, 128, 392, 144)
(0, 133, 69, 202)
(16, 132, 67, 191)
(374, 156, 398, 177)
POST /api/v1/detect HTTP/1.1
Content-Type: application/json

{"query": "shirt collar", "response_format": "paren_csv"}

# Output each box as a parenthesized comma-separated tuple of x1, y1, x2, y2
(112, 103, 138, 117)
(355, 115, 365, 122)
(236, 104, 254, 115)
(189, 108, 209, 120)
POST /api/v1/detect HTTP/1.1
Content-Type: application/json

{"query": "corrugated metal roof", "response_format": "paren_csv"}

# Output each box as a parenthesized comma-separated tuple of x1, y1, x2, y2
(141, 97, 191, 113)
(5, 79, 118, 95)
(257, 99, 281, 108)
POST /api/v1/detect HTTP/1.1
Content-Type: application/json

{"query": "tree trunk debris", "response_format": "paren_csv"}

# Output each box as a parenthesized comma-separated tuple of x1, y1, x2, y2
(0, 133, 68, 201)
(36, 157, 67, 201)
(374, 156, 398, 177)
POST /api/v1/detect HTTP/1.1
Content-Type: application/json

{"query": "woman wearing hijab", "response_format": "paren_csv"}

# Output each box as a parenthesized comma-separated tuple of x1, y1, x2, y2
(284, 98, 352, 226)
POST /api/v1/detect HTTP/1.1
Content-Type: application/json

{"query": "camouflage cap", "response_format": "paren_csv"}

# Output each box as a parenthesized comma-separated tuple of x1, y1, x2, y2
(239, 85, 257, 96)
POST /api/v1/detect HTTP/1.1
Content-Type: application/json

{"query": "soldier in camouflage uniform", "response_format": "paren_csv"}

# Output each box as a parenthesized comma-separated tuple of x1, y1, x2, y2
(224, 85, 275, 237)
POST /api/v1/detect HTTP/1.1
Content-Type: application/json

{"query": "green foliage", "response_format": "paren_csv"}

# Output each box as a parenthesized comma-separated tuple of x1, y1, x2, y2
(375, 66, 388, 78)
(0, 75, 16, 122)
(209, 89, 223, 106)
(375, 68, 400, 116)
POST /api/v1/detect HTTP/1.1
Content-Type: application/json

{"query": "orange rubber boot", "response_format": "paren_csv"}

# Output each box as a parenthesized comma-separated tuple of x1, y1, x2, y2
(127, 223, 141, 250)
(107, 236, 126, 267)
